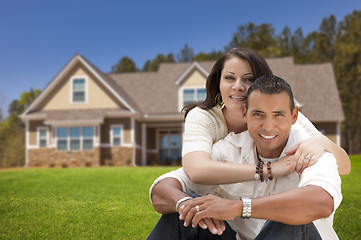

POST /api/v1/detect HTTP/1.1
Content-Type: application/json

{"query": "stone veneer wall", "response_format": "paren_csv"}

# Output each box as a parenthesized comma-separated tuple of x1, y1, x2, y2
(100, 146, 133, 166)
(28, 146, 134, 167)
(28, 147, 100, 167)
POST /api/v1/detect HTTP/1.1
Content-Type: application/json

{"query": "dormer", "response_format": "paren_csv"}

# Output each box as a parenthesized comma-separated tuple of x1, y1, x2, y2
(175, 62, 208, 111)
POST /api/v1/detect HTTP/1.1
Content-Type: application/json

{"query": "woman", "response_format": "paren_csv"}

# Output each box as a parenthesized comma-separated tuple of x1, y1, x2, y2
(182, 48, 350, 185)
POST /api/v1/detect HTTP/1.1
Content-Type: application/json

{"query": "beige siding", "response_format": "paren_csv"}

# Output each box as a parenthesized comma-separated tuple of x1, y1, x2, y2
(182, 70, 206, 87)
(29, 120, 51, 146)
(101, 118, 132, 144)
(39, 63, 122, 111)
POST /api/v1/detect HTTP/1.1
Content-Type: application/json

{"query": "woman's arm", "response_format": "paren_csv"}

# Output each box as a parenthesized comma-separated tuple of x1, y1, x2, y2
(182, 151, 297, 184)
(285, 135, 351, 175)
(295, 112, 351, 175)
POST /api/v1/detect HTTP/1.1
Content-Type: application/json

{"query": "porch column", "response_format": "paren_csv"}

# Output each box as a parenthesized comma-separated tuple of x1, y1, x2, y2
(141, 123, 146, 166)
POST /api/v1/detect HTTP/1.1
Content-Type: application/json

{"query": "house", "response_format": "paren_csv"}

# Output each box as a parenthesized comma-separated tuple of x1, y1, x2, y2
(20, 54, 345, 167)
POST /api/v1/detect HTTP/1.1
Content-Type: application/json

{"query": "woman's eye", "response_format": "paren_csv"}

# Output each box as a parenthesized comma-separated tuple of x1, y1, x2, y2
(225, 76, 234, 80)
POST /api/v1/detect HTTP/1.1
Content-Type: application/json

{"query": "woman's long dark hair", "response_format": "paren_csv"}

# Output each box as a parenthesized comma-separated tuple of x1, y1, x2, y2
(182, 48, 273, 119)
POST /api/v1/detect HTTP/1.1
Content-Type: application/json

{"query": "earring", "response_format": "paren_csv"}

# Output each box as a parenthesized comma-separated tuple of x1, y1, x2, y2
(215, 93, 225, 110)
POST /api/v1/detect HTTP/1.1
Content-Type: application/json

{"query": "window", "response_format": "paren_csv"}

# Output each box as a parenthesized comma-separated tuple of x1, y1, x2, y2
(70, 127, 81, 150)
(183, 88, 206, 106)
(38, 128, 48, 148)
(72, 78, 86, 103)
(158, 130, 181, 162)
(111, 125, 123, 146)
(57, 126, 94, 151)
(57, 127, 68, 151)
(83, 126, 94, 150)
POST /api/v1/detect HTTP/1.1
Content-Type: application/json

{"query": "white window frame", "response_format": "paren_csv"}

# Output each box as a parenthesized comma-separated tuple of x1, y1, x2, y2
(70, 76, 88, 104)
(37, 127, 49, 148)
(57, 127, 68, 151)
(70, 127, 81, 151)
(178, 86, 206, 110)
(110, 125, 124, 146)
(82, 126, 95, 150)
(56, 126, 94, 151)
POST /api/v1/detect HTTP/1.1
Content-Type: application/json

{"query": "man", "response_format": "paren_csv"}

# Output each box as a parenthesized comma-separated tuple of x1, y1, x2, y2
(148, 75, 342, 240)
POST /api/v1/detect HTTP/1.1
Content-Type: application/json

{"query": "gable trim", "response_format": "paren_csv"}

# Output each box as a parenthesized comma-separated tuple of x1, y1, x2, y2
(77, 56, 136, 113)
(21, 54, 136, 118)
(175, 62, 209, 86)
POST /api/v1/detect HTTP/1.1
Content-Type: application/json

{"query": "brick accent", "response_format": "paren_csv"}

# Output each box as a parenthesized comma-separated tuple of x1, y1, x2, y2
(28, 146, 135, 167)
(101, 146, 133, 166)
(28, 147, 100, 167)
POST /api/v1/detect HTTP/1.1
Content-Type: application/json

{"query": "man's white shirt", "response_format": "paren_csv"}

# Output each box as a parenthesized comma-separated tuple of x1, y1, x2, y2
(150, 122, 342, 240)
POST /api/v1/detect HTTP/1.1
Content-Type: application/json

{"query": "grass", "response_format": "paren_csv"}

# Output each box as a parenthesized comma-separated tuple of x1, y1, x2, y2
(0, 156, 360, 239)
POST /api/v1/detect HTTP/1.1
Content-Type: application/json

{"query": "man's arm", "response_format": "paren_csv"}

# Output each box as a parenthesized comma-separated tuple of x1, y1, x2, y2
(151, 177, 190, 214)
(150, 177, 226, 235)
(180, 185, 334, 227)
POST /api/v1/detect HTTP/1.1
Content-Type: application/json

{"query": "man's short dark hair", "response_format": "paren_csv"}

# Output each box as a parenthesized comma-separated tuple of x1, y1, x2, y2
(245, 75, 295, 112)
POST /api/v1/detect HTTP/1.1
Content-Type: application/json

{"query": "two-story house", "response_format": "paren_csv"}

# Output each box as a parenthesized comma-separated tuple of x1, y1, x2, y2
(20, 54, 344, 167)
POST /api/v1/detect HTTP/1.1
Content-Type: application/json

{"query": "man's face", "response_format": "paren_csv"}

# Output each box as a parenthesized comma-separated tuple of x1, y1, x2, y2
(244, 90, 298, 158)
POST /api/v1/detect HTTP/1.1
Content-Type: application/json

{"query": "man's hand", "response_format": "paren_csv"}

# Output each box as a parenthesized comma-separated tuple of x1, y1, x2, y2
(179, 195, 242, 230)
(178, 198, 226, 235)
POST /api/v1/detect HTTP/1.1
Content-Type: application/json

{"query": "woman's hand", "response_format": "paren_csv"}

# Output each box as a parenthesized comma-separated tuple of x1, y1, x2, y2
(270, 154, 297, 177)
(284, 135, 327, 173)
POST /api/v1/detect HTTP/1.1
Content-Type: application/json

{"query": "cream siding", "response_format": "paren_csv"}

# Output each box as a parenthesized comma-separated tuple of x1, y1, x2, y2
(181, 70, 206, 87)
(41, 64, 120, 110)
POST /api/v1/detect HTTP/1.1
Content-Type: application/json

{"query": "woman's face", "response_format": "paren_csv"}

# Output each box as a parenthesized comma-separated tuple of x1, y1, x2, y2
(219, 57, 253, 114)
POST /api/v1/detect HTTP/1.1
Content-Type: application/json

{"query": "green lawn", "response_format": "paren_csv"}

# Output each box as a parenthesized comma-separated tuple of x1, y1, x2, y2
(0, 156, 360, 239)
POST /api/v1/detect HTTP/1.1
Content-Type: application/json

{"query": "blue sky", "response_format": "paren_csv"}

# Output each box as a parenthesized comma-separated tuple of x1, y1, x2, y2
(0, 0, 360, 117)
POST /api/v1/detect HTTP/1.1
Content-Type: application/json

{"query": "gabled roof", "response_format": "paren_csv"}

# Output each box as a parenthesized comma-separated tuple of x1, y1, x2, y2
(21, 54, 138, 119)
(267, 57, 344, 122)
(22, 54, 344, 123)
(175, 62, 209, 85)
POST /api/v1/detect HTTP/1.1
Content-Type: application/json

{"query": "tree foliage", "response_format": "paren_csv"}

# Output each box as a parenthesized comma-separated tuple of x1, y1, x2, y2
(142, 53, 175, 72)
(333, 10, 361, 154)
(111, 56, 138, 73)
(177, 44, 194, 62)
(0, 89, 41, 168)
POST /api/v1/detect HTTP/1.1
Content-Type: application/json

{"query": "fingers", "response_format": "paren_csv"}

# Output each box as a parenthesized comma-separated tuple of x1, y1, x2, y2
(198, 219, 207, 229)
(298, 155, 311, 173)
(202, 218, 218, 235)
(212, 219, 226, 235)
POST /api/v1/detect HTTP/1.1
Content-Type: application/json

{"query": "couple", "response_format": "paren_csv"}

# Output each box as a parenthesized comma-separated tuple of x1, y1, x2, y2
(148, 48, 348, 239)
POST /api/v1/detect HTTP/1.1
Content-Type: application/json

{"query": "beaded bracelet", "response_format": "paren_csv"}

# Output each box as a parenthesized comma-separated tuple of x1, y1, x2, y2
(267, 161, 273, 180)
(255, 161, 264, 182)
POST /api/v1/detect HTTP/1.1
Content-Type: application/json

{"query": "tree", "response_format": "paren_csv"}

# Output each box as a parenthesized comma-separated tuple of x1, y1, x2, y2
(303, 15, 338, 63)
(333, 10, 361, 154)
(226, 23, 280, 58)
(0, 89, 41, 168)
(192, 50, 223, 62)
(290, 27, 305, 62)
(277, 26, 292, 57)
(177, 44, 194, 62)
(143, 53, 175, 72)
(111, 56, 138, 73)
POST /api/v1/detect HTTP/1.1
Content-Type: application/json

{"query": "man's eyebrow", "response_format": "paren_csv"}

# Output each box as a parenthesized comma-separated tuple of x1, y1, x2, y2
(273, 110, 286, 114)
(250, 110, 264, 113)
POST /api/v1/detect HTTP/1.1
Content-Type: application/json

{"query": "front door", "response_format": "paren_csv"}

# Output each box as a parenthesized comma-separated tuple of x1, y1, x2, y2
(158, 129, 181, 165)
